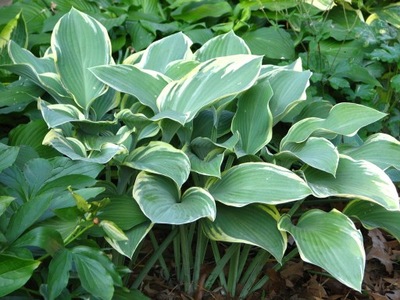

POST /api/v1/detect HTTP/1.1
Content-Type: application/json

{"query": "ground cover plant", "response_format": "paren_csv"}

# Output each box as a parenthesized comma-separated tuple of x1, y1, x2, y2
(0, 1, 399, 299)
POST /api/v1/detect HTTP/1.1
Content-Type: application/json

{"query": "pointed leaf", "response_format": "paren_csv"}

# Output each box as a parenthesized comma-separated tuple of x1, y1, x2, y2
(278, 209, 365, 291)
(281, 103, 387, 147)
(39, 99, 86, 127)
(90, 65, 170, 113)
(0, 143, 19, 172)
(207, 162, 311, 207)
(279, 137, 339, 175)
(100, 220, 129, 242)
(231, 81, 273, 156)
(136, 32, 193, 73)
(343, 133, 400, 170)
(0, 196, 14, 216)
(52, 8, 112, 111)
(133, 172, 216, 225)
(344, 200, 400, 241)
(47, 249, 72, 300)
(195, 31, 250, 61)
(123, 141, 190, 188)
(0, 255, 40, 297)
(202, 204, 286, 262)
(154, 55, 262, 124)
(304, 155, 399, 211)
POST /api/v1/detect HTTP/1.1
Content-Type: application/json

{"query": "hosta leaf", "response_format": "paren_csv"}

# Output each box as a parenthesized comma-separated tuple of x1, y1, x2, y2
(344, 200, 400, 241)
(39, 99, 86, 127)
(47, 249, 72, 300)
(100, 220, 129, 242)
(278, 137, 339, 175)
(281, 103, 386, 147)
(278, 209, 365, 291)
(170, 1, 232, 23)
(136, 32, 193, 73)
(343, 133, 400, 170)
(106, 221, 152, 258)
(304, 155, 399, 211)
(267, 68, 311, 122)
(90, 65, 170, 113)
(195, 30, 250, 61)
(242, 27, 295, 60)
(154, 55, 262, 124)
(133, 172, 216, 225)
(165, 60, 200, 80)
(0, 143, 19, 172)
(123, 141, 190, 188)
(231, 81, 273, 156)
(0, 255, 40, 297)
(0, 196, 14, 216)
(202, 204, 286, 262)
(52, 8, 112, 112)
(43, 130, 125, 163)
(207, 162, 311, 207)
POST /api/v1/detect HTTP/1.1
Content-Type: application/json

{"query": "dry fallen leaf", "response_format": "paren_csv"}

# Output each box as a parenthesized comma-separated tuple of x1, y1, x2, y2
(367, 229, 393, 274)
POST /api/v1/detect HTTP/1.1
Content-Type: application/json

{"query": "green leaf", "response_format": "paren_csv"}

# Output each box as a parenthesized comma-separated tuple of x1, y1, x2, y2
(207, 162, 311, 207)
(344, 200, 400, 241)
(52, 8, 112, 112)
(43, 129, 125, 163)
(202, 204, 286, 262)
(267, 67, 312, 122)
(195, 30, 250, 61)
(154, 55, 262, 124)
(278, 209, 365, 291)
(342, 133, 400, 170)
(72, 249, 114, 300)
(242, 27, 295, 60)
(133, 172, 216, 225)
(106, 221, 152, 258)
(0, 196, 14, 216)
(304, 155, 399, 211)
(90, 64, 169, 113)
(0, 254, 40, 298)
(39, 99, 86, 127)
(11, 227, 64, 255)
(171, 1, 232, 23)
(47, 249, 72, 300)
(136, 32, 193, 73)
(278, 137, 339, 175)
(123, 141, 190, 188)
(100, 220, 129, 242)
(0, 143, 19, 172)
(231, 81, 273, 156)
(281, 103, 387, 147)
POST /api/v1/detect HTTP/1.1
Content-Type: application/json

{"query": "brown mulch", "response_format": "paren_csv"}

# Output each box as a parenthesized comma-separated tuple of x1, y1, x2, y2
(134, 228, 400, 300)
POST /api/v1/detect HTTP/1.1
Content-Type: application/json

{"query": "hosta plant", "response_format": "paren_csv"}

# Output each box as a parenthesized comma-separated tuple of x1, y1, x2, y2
(1, 7, 400, 299)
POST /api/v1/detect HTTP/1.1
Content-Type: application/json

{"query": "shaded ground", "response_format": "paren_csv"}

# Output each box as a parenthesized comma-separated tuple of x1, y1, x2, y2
(135, 228, 400, 299)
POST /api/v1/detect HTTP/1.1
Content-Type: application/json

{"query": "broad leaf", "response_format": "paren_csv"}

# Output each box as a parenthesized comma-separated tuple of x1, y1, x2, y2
(0, 255, 40, 297)
(195, 30, 251, 61)
(47, 249, 72, 300)
(278, 137, 339, 175)
(11, 227, 64, 255)
(90, 65, 170, 113)
(72, 249, 114, 300)
(0, 143, 19, 172)
(39, 99, 86, 127)
(0, 196, 14, 216)
(343, 133, 400, 170)
(344, 200, 400, 241)
(281, 103, 386, 147)
(123, 141, 190, 188)
(105, 221, 152, 258)
(100, 220, 129, 242)
(207, 162, 311, 207)
(231, 81, 273, 156)
(136, 32, 193, 73)
(52, 8, 112, 112)
(202, 204, 286, 262)
(133, 172, 216, 225)
(170, 1, 232, 22)
(304, 155, 399, 211)
(154, 54, 262, 124)
(278, 209, 365, 291)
